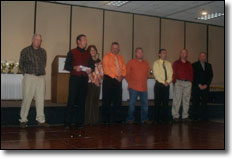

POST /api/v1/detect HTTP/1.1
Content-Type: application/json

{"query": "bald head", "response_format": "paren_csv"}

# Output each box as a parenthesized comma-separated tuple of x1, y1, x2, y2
(199, 52, 207, 62)
(180, 49, 188, 60)
(32, 34, 42, 49)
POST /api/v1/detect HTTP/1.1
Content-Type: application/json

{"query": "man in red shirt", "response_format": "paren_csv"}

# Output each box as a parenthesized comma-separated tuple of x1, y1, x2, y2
(172, 49, 193, 122)
(126, 47, 151, 124)
(64, 34, 92, 129)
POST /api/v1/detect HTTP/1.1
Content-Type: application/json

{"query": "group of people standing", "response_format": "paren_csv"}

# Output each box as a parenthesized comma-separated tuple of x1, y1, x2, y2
(18, 34, 213, 129)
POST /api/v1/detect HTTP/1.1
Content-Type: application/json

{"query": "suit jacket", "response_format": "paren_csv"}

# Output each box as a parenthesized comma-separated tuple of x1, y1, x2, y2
(192, 61, 213, 90)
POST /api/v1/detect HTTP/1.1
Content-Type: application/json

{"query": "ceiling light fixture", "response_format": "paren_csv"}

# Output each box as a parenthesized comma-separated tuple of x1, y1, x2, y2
(201, 11, 208, 15)
(197, 12, 224, 21)
(105, 1, 129, 7)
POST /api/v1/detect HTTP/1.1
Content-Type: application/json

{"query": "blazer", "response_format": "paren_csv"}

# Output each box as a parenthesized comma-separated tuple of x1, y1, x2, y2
(192, 61, 213, 89)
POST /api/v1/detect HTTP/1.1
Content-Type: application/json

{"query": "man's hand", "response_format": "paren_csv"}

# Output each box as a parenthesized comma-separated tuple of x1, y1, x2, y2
(164, 82, 169, 87)
(202, 84, 207, 90)
(74, 66, 81, 72)
(199, 84, 207, 90)
(116, 76, 123, 82)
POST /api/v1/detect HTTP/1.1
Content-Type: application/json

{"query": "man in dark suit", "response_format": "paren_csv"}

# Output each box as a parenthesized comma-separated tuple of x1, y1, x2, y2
(191, 52, 213, 121)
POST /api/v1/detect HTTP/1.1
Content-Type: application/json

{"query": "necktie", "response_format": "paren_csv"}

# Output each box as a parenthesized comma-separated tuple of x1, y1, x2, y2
(201, 62, 205, 71)
(163, 61, 167, 82)
(114, 55, 121, 76)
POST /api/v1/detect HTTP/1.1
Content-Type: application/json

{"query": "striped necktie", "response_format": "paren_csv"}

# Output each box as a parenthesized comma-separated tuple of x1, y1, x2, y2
(114, 55, 121, 76)
(163, 61, 167, 82)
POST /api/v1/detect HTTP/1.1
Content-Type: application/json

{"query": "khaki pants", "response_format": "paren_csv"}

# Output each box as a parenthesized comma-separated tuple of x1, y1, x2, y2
(172, 80, 192, 119)
(19, 74, 46, 123)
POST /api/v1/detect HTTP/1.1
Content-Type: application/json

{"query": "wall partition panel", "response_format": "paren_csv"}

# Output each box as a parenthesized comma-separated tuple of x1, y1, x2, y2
(186, 22, 207, 63)
(71, 6, 103, 59)
(134, 15, 160, 67)
(208, 26, 224, 87)
(161, 19, 185, 63)
(104, 11, 133, 62)
(36, 2, 70, 100)
(1, 1, 35, 61)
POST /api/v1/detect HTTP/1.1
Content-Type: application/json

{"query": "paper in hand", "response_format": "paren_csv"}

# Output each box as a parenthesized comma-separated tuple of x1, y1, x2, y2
(79, 65, 91, 72)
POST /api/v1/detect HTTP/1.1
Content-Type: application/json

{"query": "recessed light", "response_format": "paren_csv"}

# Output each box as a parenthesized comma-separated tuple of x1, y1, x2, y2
(197, 12, 224, 21)
(202, 11, 207, 15)
(105, 1, 129, 7)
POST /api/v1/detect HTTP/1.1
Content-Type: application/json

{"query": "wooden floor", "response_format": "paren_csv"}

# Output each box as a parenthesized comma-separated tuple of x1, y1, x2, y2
(1, 121, 224, 149)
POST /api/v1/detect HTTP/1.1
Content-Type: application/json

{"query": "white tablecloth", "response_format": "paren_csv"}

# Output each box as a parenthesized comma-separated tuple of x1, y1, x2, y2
(1, 74, 23, 100)
(99, 79, 173, 101)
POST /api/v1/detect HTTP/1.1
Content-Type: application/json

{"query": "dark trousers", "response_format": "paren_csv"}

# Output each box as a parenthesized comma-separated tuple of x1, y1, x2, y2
(65, 75, 88, 126)
(191, 86, 209, 120)
(102, 75, 122, 123)
(154, 82, 170, 122)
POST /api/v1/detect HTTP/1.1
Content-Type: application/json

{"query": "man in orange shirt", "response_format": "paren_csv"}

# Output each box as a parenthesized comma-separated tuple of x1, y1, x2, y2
(126, 47, 151, 124)
(102, 42, 126, 124)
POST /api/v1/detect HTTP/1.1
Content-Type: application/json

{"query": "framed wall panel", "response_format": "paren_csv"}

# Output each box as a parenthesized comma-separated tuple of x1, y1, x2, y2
(71, 6, 103, 59)
(161, 19, 184, 63)
(186, 22, 207, 63)
(104, 11, 133, 62)
(1, 1, 35, 61)
(36, 2, 70, 100)
(208, 26, 224, 87)
(134, 15, 160, 67)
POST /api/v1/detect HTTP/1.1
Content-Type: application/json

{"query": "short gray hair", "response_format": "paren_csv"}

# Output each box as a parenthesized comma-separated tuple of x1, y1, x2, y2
(135, 47, 143, 53)
(32, 33, 42, 39)
(199, 51, 207, 56)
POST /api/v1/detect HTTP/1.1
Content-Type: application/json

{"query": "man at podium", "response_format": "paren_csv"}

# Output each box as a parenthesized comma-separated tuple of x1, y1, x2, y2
(64, 34, 92, 129)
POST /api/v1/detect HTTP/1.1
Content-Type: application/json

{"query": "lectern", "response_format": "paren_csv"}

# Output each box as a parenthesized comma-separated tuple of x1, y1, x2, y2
(51, 55, 70, 103)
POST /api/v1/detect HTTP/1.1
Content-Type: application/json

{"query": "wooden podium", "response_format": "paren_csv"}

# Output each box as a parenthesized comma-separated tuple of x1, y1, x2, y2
(51, 55, 70, 104)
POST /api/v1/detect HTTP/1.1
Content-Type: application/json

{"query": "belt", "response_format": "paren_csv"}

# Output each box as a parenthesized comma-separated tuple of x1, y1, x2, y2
(178, 79, 189, 82)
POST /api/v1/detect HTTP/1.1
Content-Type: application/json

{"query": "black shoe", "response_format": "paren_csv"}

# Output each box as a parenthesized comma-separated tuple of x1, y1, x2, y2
(76, 124, 84, 129)
(102, 120, 111, 125)
(112, 120, 122, 124)
(173, 118, 180, 123)
(20, 122, 28, 128)
(191, 118, 200, 122)
(38, 122, 50, 127)
(64, 124, 72, 129)
(143, 120, 152, 125)
(182, 118, 191, 122)
(161, 120, 172, 124)
(127, 120, 134, 125)
(152, 121, 159, 124)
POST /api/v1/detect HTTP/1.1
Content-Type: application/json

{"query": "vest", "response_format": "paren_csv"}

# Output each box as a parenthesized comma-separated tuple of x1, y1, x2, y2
(70, 48, 90, 77)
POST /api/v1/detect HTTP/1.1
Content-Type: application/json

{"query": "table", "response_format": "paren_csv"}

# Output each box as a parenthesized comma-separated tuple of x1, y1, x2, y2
(1, 74, 23, 100)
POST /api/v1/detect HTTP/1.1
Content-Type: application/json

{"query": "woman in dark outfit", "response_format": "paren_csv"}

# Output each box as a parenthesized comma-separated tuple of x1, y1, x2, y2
(85, 45, 103, 125)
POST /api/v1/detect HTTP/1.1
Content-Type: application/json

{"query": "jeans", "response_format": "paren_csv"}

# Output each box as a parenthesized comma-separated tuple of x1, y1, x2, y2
(127, 88, 148, 123)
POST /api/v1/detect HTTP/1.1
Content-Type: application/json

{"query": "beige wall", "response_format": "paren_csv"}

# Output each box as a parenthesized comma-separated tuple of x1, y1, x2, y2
(1, 1, 35, 61)
(71, 6, 103, 59)
(36, 2, 70, 100)
(186, 22, 207, 63)
(1, 2, 225, 101)
(104, 11, 133, 62)
(161, 19, 185, 63)
(208, 26, 224, 86)
(134, 15, 160, 67)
